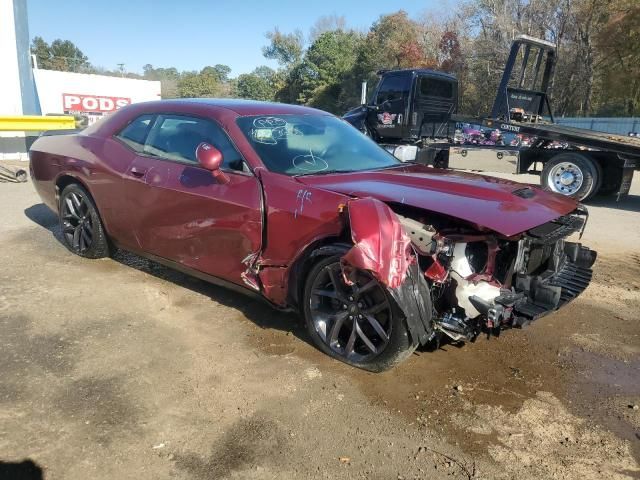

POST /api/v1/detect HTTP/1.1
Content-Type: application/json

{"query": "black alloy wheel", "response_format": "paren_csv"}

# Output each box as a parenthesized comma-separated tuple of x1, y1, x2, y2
(303, 255, 415, 371)
(59, 183, 110, 258)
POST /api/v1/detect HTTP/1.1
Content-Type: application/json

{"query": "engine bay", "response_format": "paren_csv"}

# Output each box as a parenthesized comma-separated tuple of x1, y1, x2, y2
(395, 207, 596, 344)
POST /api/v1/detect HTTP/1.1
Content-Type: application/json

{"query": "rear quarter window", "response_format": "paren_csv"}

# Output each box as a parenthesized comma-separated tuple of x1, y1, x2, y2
(116, 114, 155, 152)
(419, 77, 454, 99)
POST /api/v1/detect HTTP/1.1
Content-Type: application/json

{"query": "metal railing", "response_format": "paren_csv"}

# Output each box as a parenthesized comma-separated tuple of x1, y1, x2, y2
(555, 117, 639, 136)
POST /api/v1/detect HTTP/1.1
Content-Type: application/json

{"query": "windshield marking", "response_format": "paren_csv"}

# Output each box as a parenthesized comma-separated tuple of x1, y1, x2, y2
(251, 116, 289, 144)
(292, 148, 329, 173)
(237, 114, 401, 176)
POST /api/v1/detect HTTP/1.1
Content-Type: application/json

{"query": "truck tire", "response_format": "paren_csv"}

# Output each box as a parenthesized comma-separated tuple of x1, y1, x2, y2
(541, 153, 602, 201)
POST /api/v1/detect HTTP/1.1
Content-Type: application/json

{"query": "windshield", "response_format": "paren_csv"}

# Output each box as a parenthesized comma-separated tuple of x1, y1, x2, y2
(236, 114, 401, 175)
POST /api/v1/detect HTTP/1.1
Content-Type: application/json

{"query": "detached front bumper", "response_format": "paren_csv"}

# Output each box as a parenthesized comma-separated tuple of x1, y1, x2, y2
(480, 241, 597, 328)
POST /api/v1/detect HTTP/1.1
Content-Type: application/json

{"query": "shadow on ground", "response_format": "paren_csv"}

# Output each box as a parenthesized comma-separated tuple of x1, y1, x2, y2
(0, 460, 44, 480)
(588, 193, 640, 212)
(24, 202, 306, 341)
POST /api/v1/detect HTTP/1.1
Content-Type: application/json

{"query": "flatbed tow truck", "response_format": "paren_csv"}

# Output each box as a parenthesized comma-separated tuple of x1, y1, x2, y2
(344, 35, 640, 201)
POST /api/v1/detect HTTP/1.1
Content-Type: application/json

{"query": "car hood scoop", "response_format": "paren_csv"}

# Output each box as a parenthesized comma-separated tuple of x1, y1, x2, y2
(296, 164, 578, 237)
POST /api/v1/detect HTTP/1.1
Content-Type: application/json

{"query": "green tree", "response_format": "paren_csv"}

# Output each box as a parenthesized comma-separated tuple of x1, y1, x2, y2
(358, 11, 424, 71)
(262, 28, 305, 67)
(236, 66, 278, 101)
(49, 39, 90, 71)
(31, 36, 51, 69)
(142, 64, 180, 81)
(31, 37, 91, 72)
(201, 64, 232, 82)
(298, 30, 363, 112)
(594, 0, 639, 115)
(142, 64, 180, 98)
(347, 11, 426, 107)
(177, 70, 221, 98)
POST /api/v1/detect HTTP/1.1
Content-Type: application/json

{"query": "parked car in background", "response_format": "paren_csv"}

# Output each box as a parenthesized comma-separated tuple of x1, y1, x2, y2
(30, 99, 596, 371)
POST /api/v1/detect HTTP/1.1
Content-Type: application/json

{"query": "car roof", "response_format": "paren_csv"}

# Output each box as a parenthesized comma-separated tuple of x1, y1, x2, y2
(85, 98, 333, 138)
(135, 98, 330, 117)
(377, 68, 457, 81)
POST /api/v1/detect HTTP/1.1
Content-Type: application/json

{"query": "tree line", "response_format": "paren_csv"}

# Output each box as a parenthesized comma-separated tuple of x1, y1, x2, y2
(31, 0, 639, 117)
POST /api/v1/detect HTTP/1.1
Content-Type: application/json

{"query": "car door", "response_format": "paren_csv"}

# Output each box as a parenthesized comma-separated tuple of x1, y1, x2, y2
(371, 72, 411, 140)
(120, 113, 263, 285)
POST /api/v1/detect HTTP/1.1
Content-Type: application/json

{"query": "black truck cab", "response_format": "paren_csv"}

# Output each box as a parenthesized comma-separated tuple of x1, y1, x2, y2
(343, 69, 458, 144)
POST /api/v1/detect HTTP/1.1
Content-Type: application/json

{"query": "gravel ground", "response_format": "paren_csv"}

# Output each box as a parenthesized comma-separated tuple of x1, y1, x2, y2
(0, 161, 638, 479)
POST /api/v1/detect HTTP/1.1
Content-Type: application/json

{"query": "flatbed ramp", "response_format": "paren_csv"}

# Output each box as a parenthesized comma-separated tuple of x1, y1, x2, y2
(453, 115, 640, 158)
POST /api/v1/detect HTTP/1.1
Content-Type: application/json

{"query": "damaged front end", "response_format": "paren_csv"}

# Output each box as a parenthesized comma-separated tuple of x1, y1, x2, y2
(341, 198, 596, 347)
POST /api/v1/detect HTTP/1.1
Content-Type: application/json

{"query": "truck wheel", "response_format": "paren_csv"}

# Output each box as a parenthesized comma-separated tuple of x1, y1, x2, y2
(541, 153, 602, 201)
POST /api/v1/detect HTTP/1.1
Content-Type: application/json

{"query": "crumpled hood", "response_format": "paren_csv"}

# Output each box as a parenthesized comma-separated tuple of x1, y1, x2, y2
(296, 164, 578, 237)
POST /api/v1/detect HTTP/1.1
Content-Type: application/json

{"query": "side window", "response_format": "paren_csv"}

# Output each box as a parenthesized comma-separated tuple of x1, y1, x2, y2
(144, 114, 244, 170)
(375, 74, 411, 106)
(116, 114, 155, 152)
(419, 77, 454, 99)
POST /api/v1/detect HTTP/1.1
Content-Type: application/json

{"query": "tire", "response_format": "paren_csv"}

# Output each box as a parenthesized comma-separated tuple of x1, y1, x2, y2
(302, 254, 415, 372)
(541, 153, 602, 201)
(59, 183, 110, 258)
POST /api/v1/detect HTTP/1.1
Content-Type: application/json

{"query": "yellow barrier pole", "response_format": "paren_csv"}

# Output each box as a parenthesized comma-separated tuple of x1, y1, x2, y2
(0, 115, 76, 131)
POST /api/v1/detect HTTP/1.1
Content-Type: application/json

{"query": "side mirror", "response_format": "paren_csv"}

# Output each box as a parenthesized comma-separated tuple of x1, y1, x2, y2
(196, 142, 229, 184)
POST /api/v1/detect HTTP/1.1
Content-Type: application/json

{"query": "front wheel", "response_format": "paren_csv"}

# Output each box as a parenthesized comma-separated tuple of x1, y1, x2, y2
(541, 153, 601, 201)
(302, 254, 415, 372)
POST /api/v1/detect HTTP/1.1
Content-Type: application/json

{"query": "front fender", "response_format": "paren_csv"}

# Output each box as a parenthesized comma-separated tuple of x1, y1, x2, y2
(341, 198, 433, 344)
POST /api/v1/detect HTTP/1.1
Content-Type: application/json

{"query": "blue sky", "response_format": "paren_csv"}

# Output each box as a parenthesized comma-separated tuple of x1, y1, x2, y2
(27, 0, 442, 76)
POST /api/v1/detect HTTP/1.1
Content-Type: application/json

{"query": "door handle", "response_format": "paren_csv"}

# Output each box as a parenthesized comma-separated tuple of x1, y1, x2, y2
(130, 167, 146, 178)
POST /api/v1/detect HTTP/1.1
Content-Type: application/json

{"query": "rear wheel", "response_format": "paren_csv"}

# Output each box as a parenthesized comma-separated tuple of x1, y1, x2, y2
(541, 153, 601, 201)
(59, 183, 110, 258)
(302, 254, 415, 372)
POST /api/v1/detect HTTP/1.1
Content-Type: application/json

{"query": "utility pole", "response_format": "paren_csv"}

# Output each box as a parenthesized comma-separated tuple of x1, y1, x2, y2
(0, 0, 40, 160)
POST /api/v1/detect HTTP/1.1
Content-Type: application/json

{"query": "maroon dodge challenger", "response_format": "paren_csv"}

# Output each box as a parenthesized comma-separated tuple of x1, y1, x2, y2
(30, 99, 596, 371)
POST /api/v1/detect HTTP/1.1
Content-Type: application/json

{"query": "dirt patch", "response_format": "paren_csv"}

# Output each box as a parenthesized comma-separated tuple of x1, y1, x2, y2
(173, 414, 289, 479)
(0, 315, 79, 377)
(458, 391, 639, 479)
(53, 376, 143, 445)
